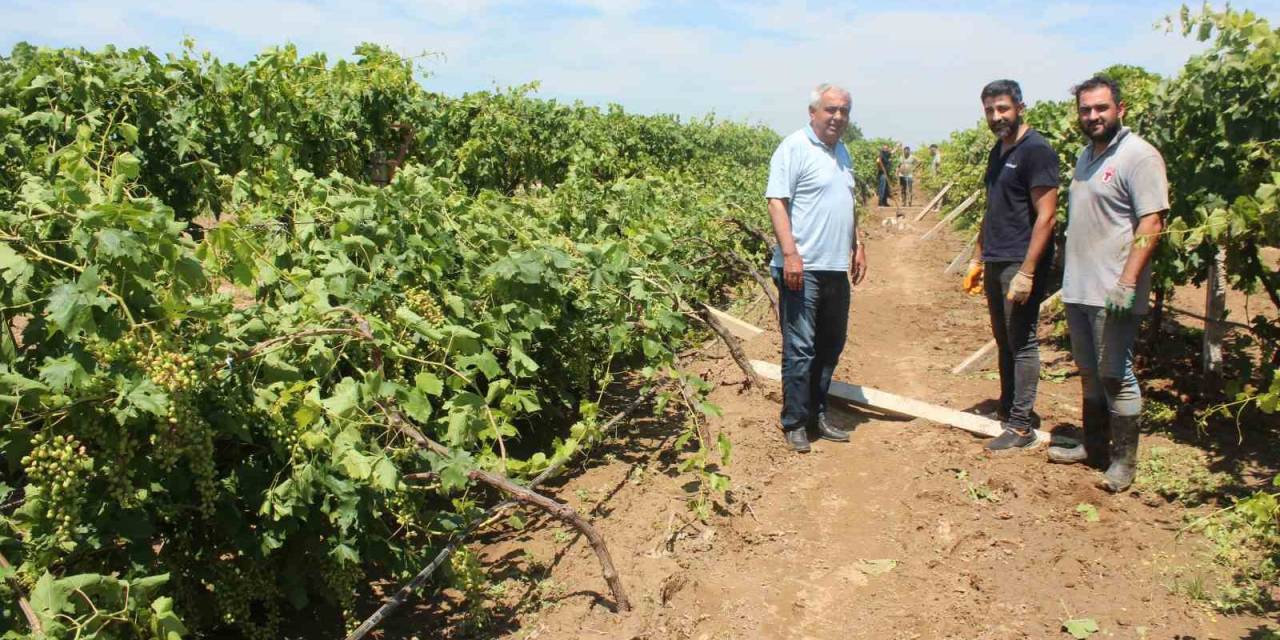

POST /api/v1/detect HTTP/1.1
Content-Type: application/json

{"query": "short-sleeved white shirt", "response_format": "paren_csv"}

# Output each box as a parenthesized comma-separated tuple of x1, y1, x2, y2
(765, 126, 856, 271)
(1063, 127, 1170, 314)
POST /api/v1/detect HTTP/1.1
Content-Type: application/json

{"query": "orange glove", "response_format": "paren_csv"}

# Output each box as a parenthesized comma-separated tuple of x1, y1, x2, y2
(962, 260, 984, 295)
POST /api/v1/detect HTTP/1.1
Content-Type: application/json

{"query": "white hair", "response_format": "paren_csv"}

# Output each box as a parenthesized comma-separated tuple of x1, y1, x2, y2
(809, 83, 851, 109)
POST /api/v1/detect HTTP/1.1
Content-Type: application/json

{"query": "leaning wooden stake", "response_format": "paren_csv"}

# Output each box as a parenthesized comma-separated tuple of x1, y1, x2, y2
(913, 182, 955, 221)
(921, 190, 981, 241)
(951, 290, 1063, 375)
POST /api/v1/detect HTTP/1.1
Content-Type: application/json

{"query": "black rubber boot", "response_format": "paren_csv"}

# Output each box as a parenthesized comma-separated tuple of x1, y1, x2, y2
(1082, 400, 1112, 469)
(1100, 414, 1139, 492)
(1048, 400, 1110, 466)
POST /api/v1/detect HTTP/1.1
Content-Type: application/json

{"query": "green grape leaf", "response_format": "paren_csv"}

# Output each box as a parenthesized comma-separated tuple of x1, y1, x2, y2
(1075, 503, 1100, 523)
(1063, 618, 1099, 638)
(38, 354, 90, 392)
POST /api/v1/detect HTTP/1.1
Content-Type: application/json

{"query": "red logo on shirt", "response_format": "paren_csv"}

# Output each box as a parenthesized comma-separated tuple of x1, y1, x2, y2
(1102, 167, 1116, 184)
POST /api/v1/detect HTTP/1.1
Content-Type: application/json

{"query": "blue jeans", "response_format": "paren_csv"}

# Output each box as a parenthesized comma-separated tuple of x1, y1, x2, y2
(877, 173, 890, 206)
(772, 269, 851, 431)
(1065, 304, 1142, 418)
(984, 262, 1046, 431)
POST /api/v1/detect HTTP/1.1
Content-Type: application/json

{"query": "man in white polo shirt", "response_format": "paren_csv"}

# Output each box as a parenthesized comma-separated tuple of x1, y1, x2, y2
(765, 83, 867, 453)
(1048, 76, 1168, 493)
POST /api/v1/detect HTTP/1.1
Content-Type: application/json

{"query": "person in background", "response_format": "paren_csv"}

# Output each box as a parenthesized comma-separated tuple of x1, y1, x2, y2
(930, 144, 941, 176)
(1047, 76, 1168, 493)
(765, 83, 868, 453)
(962, 79, 1059, 451)
(875, 143, 893, 206)
(897, 146, 918, 206)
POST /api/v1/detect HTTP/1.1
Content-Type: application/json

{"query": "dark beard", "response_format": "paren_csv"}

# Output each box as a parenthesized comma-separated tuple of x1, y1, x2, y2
(1085, 119, 1122, 144)
(989, 114, 1022, 139)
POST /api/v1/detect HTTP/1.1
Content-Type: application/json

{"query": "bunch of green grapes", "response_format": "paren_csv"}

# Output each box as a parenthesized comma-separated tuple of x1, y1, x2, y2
(266, 419, 304, 459)
(21, 433, 94, 544)
(88, 333, 144, 368)
(96, 427, 139, 505)
(151, 393, 217, 515)
(320, 555, 365, 631)
(405, 288, 445, 326)
(141, 350, 199, 392)
(212, 562, 281, 640)
(385, 490, 425, 543)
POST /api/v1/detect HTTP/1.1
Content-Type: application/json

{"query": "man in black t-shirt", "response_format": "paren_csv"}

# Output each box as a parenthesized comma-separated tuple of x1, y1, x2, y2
(961, 79, 1060, 451)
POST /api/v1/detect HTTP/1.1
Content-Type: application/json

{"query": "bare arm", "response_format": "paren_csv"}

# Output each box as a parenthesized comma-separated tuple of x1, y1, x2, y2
(1019, 185, 1058, 275)
(767, 197, 803, 290)
(1119, 211, 1165, 284)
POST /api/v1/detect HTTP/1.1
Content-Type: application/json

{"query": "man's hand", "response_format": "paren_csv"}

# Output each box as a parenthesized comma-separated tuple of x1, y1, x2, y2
(1105, 281, 1137, 317)
(783, 252, 804, 291)
(962, 260, 984, 295)
(850, 243, 867, 285)
(1007, 270, 1034, 304)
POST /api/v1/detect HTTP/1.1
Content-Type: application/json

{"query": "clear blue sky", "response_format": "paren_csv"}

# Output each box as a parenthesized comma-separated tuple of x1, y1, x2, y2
(3, 1, 1278, 144)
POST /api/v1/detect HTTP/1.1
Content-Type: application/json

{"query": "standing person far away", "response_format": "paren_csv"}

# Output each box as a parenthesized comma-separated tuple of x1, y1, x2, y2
(1047, 76, 1167, 492)
(765, 83, 868, 453)
(930, 144, 941, 176)
(875, 143, 893, 206)
(962, 79, 1059, 451)
(898, 146, 918, 206)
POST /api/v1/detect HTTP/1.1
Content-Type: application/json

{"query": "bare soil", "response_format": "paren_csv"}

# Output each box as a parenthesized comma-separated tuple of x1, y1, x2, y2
(394, 201, 1279, 640)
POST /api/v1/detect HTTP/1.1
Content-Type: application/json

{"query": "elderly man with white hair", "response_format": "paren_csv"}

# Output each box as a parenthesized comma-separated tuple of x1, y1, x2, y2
(765, 83, 867, 453)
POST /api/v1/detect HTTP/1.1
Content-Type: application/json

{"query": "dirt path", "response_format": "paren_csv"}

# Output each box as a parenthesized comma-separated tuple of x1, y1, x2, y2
(409, 202, 1278, 640)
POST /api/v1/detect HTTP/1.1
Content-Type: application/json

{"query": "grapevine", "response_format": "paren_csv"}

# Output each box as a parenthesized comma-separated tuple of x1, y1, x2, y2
(0, 39, 773, 637)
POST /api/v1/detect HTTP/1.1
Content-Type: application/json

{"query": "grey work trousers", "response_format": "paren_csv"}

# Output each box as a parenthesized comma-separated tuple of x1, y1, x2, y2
(1065, 303, 1142, 418)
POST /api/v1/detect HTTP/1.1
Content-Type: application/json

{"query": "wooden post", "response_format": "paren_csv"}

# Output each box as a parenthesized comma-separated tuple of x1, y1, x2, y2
(913, 182, 955, 221)
(944, 231, 980, 275)
(921, 190, 981, 241)
(1202, 245, 1227, 387)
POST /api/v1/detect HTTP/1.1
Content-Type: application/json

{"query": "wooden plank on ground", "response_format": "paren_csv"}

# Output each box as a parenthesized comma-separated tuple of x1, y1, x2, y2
(703, 305, 764, 340)
(949, 290, 1063, 375)
(921, 190, 980, 241)
(751, 360, 1048, 441)
(913, 182, 955, 222)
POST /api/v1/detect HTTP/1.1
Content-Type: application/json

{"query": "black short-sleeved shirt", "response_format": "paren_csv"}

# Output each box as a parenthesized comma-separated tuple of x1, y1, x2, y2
(878, 149, 893, 177)
(981, 129, 1060, 264)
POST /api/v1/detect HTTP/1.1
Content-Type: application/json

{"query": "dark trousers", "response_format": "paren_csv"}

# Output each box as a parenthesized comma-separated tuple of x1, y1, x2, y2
(877, 173, 890, 206)
(773, 269, 851, 431)
(983, 262, 1044, 431)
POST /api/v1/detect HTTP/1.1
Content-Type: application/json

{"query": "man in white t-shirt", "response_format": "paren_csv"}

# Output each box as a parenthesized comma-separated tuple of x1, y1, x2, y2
(765, 83, 867, 452)
(1048, 76, 1168, 493)
(897, 146, 918, 206)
